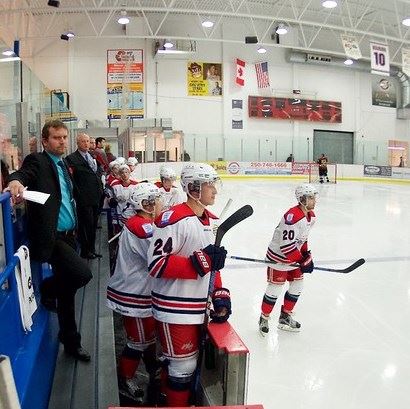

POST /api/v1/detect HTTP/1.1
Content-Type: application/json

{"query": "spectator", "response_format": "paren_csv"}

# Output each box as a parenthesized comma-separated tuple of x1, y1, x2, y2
(95, 137, 109, 173)
(286, 154, 294, 162)
(399, 156, 405, 167)
(6, 120, 93, 362)
(105, 144, 116, 163)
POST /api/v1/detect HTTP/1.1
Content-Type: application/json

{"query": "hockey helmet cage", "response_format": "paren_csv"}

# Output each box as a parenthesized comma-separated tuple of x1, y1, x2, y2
(295, 183, 318, 203)
(180, 163, 219, 193)
(129, 183, 160, 211)
(160, 166, 177, 181)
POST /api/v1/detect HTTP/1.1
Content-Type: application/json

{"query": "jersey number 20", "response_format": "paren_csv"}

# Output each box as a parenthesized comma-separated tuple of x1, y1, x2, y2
(282, 230, 294, 240)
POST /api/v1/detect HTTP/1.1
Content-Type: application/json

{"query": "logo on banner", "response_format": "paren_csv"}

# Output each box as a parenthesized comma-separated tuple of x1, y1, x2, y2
(370, 42, 390, 76)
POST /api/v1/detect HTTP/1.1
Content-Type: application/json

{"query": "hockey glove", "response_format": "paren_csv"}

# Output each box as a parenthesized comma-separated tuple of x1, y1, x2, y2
(190, 244, 227, 277)
(300, 251, 314, 274)
(210, 288, 231, 323)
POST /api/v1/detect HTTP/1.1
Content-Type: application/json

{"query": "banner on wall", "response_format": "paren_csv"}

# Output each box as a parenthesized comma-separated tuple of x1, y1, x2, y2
(371, 76, 396, 107)
(248, 96, 342, 123)
(402, 48, 410, 77)
(341, 35, 362, 60)
(187, 62, 223, 96)
(232, 99, 243, 129)
(107, 49, 144, 119)
(370, 42, 390, 76)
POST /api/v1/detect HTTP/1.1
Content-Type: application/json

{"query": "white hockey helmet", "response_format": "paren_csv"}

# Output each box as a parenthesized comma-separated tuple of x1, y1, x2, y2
(128, 183, 160, 211)
(180, 163, 219, 193)
(295, 183, 318, 204)
(116, 156, 127, 165)
(160, 166, 177, 181)
(109, 160, 119, 170)
(127, 157, 138, 166)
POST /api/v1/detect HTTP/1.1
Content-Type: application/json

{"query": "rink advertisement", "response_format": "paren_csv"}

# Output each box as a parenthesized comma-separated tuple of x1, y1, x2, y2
(187, 62, 223, 96)
(226, 161, 292, 175)
(363, 165, 392, 177)
(107, 49, 144, 119)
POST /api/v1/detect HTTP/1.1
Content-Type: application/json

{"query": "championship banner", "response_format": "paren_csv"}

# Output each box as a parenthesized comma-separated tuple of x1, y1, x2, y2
(371, 77, 396, 107)
(187, 62, 223, 96)
(370, 42, 390, 76)
(107, 49, 144, 119)
(402, 48, 410, 77)
(232, 99, 243, 129)
(341, 35, 362, 60)
(248, 96, 342, 123)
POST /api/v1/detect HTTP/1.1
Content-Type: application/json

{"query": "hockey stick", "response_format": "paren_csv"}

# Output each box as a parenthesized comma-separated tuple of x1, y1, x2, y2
(192, 204, 254, 403)
(219, 198, 233, 220)
(228, 255, 366, 274)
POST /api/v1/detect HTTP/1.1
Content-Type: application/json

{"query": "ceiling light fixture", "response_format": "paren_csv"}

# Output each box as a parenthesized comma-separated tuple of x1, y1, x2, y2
(257, 46, 267, 54)
(66, 31, 75, 38)
(275, 23, 288, 35)
(2, 49, 14, 56)
(117, 10, 130, 25)
(163, 40, 174, 49)
(202, 20, 214, 28)
(322, 0, 338, 8)
(402, 18, 410, 26)
(47, 0, 60, 7)
(344, 59, 353, 65)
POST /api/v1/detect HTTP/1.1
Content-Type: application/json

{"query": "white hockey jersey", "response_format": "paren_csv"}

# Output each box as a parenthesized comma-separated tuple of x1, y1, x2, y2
(147, 203, 220, 324)
(154, 181, 185, 211)
(266, 205, 316, 271)
(107, 214, 154, 317)
(111, 179, 139, 224)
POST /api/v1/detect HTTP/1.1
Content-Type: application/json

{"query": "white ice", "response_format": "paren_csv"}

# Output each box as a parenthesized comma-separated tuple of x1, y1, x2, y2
(210, 179, 410, 409)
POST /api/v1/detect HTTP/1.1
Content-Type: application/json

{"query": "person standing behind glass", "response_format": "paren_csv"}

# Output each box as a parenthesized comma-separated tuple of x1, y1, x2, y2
(5, 120, 93, 362)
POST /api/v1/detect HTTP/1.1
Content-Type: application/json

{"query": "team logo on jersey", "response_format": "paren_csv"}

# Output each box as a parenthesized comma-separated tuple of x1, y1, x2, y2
(160, 210, 174, 226)
(142, 223, 153, 237)
(286, 213, 294, 223)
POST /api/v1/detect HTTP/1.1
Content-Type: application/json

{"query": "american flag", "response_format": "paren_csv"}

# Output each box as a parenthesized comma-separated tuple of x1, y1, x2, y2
(255, 61, 270, 88)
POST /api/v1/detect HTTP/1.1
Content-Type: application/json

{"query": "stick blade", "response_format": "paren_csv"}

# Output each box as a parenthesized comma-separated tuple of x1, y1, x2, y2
(343, 258, 365, 273)
(215, 204, 253, 246)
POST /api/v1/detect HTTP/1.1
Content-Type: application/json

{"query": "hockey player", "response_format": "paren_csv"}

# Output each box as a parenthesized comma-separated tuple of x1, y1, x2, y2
(147, 162, 230, 407)
(259, 183, 317, 335)
(317, 153, 330, 183)
(107, 183, 162, 403)
(127, 157, 139, 182)
(155, 166, 184, 210)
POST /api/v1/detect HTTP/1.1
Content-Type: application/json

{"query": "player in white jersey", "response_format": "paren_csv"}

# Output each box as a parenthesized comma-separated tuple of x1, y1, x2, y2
(155, 166, 184, 211)
(107, 183, 162, 403)
(147, 163, 230, 407)
(259, 183, 317, 335)
(127, 157, 140, 182)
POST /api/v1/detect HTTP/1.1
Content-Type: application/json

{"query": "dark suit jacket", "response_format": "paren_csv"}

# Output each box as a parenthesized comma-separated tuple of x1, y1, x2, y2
(7, 151, 71, 262)
(66, 150, 103, 207)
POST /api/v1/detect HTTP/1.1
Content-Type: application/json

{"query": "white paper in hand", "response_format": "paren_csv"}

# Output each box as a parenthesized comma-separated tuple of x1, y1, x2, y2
(22, 190, 50, 205)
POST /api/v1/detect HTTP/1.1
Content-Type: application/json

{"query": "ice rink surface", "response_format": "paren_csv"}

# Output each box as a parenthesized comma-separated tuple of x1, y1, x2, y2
(209, 179, 410, 409)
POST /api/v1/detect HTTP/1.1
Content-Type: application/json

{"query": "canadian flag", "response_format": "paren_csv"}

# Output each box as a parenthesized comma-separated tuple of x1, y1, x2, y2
(236, 58, 245, 86)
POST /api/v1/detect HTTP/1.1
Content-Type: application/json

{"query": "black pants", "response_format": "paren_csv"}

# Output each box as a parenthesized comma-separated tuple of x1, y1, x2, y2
(43, 232, 92, 348)
(77, 204, 99, 255)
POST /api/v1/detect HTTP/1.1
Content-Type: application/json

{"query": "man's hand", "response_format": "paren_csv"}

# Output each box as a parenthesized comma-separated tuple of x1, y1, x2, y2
(4, 180, 26, 204)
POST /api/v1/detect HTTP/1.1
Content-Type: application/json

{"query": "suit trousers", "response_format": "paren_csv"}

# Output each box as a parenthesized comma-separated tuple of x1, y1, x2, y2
(77, 204, 99, 255)
(43, 233, 93, 347)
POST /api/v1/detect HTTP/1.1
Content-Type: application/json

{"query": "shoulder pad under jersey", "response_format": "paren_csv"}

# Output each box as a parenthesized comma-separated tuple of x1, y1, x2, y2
(284, 206, 305, 225)
(155, 203, 194, 227)
(126, 215, 153, 238)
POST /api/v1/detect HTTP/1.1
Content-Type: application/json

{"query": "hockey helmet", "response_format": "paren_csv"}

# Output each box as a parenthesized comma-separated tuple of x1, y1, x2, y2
(128, 183, 160, 211)
(109, 160, 119, 170)
(116, 156, 127, 165)
(295, 183, 318, 204)
(127, 157, 138, 166)
(160, 166, 177, 181)
(180, 163, 219, 194)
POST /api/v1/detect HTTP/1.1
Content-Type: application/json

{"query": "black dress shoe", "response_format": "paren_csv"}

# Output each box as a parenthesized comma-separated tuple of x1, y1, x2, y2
(93, 252, 102, 258)
(81, 252, 96, 259)
(64, 346, 91, 362)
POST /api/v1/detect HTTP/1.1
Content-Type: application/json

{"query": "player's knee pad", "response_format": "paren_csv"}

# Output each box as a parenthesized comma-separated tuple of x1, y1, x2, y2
(123, 344, 143, 359)
(265, 282, 285, 299)
(288, 278, 304, 296)
(167, 356, 197, 381)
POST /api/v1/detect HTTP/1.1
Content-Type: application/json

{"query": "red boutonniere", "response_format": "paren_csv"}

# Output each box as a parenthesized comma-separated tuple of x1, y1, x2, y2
(68, 166, 74, 176)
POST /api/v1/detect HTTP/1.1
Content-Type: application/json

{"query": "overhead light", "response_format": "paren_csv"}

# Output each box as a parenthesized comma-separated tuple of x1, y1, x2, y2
(402, 18, 410, 27)
(275, 23, 288, 35)
(163, 40, 174, 49)
(344, 59, 353, 65)
(47, 0, 60, 7)
(117, 10, 130, 25)
(202, 20, 214, 28)
(257, 46, 267, 54)
(0, 56, 21, 63)
(66, 31, 75, 38)
(322, 0, 338, 8)
(2, 49, 14, 56)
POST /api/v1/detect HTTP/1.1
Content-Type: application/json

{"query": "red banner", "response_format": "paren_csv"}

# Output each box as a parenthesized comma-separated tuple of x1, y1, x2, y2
(248, 96, 342, 123)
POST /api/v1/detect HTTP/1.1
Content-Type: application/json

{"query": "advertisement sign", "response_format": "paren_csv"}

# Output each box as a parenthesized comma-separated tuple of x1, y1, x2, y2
(107, 49, 144, 119)
(291, 162, 311, 175)
(248, 96, 342, 123)
(232, 99, 243, 129)
(187, 62, 223, 96)
(226, 161, 292, 175)
(363, 165, 392, 177)
(371, 77, 396, 107)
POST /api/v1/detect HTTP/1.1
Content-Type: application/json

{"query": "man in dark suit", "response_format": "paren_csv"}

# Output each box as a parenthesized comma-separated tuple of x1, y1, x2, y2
(66, 133, 103, 259)
(6, 120, 93, 362)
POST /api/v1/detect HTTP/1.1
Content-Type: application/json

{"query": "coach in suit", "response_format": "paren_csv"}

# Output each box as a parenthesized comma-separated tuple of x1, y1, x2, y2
(6, 120, 93, 362)
(66, 133, 103, 259)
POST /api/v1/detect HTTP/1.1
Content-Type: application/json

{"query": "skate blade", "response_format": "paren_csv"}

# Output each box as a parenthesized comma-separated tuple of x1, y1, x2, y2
(259, 328, 269, 337)
(277, 323, 301, 332)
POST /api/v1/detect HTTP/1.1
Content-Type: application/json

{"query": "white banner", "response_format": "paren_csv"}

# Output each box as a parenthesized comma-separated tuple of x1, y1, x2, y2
(402, 48, 410, 77)
(370, 42, 390, 76)
(341, 35, 362, 60)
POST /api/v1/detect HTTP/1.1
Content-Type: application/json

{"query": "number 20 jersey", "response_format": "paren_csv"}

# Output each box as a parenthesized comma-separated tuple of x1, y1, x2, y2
(266, 205, 316, 271)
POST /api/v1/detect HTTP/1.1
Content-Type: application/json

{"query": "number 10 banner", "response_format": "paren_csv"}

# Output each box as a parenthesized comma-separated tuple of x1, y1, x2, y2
(370, 42, 390, 76)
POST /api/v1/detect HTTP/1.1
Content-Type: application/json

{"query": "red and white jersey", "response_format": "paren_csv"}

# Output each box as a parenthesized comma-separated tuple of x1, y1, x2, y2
(111, 180, 139, 224)
(106, 174, 118, 186)
(147, 203, 220, 324)
(266, 205, 316, 271)
(107, 214, 154, 317)
(154, 181, 185, 211)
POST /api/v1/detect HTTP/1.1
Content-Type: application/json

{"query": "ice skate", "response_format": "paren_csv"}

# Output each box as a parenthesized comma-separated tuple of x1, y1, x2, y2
(118, 376, 144, 403)
(277, 309, 301, 332)
(258, 314, 270, 336)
